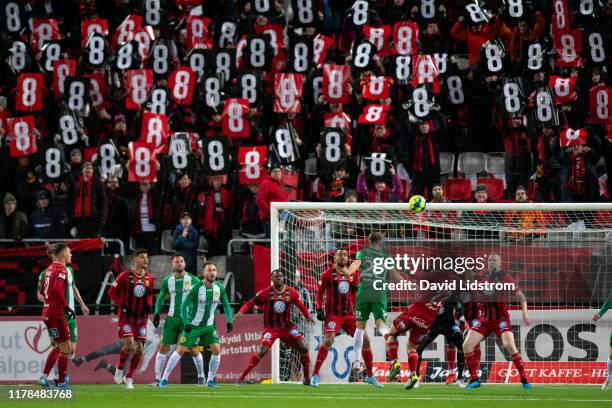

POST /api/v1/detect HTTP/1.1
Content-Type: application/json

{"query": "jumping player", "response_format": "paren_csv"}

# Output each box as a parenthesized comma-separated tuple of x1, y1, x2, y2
(462, 253, 532, 389)
(593, 285, 612, 391)
(38, 243, 75, 391)
(346, 232, 403, 374)
(311, 248, 381, 388)
(235, 269, 315, 385)
(159, 262, 232, 388)
(413, 302, 465, 385)
(152, 253, 200, 386)
(108, 248, 154, 389)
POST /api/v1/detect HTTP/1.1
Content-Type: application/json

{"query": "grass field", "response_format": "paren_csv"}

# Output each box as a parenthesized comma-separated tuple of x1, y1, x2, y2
(2, 384, 610, 408)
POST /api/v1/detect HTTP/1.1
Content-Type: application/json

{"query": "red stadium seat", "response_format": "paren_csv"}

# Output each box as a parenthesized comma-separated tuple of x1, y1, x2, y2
(476, 177, 504, 201)
(444, 178, 472, 202)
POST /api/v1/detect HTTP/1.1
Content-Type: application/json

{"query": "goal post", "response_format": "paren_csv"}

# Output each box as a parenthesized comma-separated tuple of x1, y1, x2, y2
(270, 202, 612, 385)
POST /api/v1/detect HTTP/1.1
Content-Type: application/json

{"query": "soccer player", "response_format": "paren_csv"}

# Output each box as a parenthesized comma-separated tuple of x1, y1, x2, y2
(37, 246, 89, 385)
(385, 300, 444, 389)
(311, 248, 381, 388)
(235, 269, 315, 385)
(462, 253, 532, 389)
(108, 248, 154, 389)
(413, 302, 465, 385)
(159, 262, 232, 387)
(592, 285, 612, 391)
(152, 253, 200, 386)
(346, 231, 402, 374)
(38, 243, 76, 391)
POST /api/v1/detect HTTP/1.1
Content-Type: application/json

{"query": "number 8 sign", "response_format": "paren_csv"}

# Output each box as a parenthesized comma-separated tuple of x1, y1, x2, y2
(239, 146, 267, 184)
(128, 142, 157, 182)
(8, 116, 37, 157)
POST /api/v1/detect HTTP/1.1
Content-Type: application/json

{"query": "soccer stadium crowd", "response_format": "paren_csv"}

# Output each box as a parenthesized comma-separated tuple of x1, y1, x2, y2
(0, 0, 611, 255)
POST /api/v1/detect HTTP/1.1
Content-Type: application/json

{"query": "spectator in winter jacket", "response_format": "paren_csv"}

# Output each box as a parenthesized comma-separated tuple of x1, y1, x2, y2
(0, 193, 28, 241)
(497, 116, 533, 198)
(200, 176, 232, 256)
(407, 120, 441, 197)
(168, 172, 199, 229)
(130, 181, 159, 256)
(357, 165, 403, 203)
(171, 212, 199, 274)
(69, 161, 108, 238)
(450, 15, 512, 67)
(505, 186, 546, 239)
(30, 190, 62, 238)
(255, 165, 289, 238)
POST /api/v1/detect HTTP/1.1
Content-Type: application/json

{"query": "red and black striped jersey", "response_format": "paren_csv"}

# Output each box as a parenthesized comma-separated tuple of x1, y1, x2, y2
(316, 267, 358, 317)
(108, 269, 154, 326)
(240, 285, 311, 329)
(479, 270, 518, 321)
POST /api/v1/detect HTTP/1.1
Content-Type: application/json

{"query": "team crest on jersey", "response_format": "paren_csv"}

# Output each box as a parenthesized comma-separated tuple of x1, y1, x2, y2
(133, 284, 146, 297)
(337, 281, 350, 294)
(471, 319, 481, 328)
(263, 332, 272, 340)
(499, 321, 508, 329)
(327, 321, 336, 330)
(273, 300, 286, 313)
(139, 327, 147, 337)
(123, 324, 131, 333)
(397, 321, 407, 330)
(289, 328, 299, 337)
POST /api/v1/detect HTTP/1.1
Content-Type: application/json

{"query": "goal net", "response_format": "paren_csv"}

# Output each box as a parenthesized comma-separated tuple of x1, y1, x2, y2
(270, 202, 612, 385)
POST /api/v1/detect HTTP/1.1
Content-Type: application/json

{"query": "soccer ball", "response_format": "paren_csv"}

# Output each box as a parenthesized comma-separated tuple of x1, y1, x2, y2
(408, 195, 426, 213)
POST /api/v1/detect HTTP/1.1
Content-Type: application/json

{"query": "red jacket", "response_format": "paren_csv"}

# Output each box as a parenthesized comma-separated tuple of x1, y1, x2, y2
(255, 176, 289, 220)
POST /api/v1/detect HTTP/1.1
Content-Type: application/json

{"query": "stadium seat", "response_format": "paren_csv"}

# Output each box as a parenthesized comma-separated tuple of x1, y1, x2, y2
(477, 177, 505, 201)
(444, 178, 472, 202)
(304, 153, 318, 176)
(485, 152, 506, 177)
(439, 152, 455, 176)
(457, 152, 485, 175)
(160, 230, 174, 254)
(197, 235, 209, 255)
(147, 255, 172, 287)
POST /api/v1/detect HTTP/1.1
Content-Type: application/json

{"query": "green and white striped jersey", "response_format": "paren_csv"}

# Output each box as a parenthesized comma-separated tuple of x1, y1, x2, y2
(155, 272, 200, 317)
(181, 281, 232, 328)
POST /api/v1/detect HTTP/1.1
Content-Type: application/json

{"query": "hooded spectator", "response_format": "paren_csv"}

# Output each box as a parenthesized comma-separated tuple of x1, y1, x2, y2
(29, 190, 62, 238)
(357, 165, 403, 203)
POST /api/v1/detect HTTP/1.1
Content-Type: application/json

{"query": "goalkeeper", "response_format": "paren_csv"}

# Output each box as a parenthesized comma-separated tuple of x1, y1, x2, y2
(347, 231, 403, 374)
(593, 286, 612, 391)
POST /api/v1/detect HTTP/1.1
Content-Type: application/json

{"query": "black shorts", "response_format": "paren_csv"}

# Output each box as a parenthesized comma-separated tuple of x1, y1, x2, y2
(421, 318, 462, 344)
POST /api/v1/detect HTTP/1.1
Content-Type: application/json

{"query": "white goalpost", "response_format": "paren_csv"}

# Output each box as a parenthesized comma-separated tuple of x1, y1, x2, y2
(270, 202, 612, 385)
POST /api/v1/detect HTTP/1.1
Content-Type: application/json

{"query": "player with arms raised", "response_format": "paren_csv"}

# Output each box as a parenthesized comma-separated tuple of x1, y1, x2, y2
(235, 269, 315, 385)
(312, 248, 381, 387)
(593, 285, 612, 390)
(159, 262, 232, 387)
(38, 243, 76, 391)
(152, 253, 201, 386)
(462, 253, 531, 389)
(108, 248, 154, 389)
(347, 232, 402, 374)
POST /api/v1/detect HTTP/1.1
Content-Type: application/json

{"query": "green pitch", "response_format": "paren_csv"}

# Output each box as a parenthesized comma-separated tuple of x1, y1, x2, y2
(2, 384, 610, 408)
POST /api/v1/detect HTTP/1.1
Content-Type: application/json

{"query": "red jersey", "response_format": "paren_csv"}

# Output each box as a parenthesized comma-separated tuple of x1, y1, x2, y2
(316, 267, 358, 317)
(240, 285, 311, 329)
(41, 262, 69, 318)
(108, 269, 154, 326)
(406, 301, 443, 324)
(479, 270, 518, 321)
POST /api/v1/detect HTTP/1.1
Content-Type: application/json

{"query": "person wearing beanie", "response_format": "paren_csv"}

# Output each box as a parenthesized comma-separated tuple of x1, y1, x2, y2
(0, 193, 28, 241)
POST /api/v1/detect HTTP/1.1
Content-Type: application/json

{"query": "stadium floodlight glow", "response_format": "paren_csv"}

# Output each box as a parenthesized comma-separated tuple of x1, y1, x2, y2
(270, 202, 612, 385)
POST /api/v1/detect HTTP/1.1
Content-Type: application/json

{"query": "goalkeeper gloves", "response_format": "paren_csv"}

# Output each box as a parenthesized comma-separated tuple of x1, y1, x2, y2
(227, 322, 233, 333)
(153, 313, 160, 328)
(316, 309, 325, 322)
(63, 306, 75, 320)
(184, 324, 192, 333)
